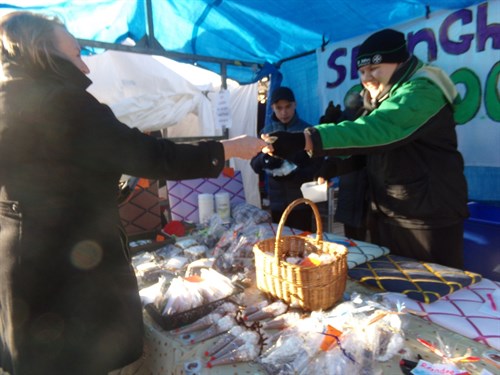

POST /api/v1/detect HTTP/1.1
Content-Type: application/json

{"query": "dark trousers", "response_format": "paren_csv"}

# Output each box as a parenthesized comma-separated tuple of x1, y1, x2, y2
(344, 224, 368, 242)
(374, 220, 464, 269)
(272, 209, 313, 232)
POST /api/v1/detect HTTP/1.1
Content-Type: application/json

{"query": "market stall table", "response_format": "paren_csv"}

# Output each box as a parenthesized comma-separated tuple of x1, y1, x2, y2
(141, 278, 500, 375)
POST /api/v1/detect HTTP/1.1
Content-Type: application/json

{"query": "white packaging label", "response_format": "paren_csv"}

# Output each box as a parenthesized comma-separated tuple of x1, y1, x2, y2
(198, 193, 214, 223)
(215, 192, 231, 223)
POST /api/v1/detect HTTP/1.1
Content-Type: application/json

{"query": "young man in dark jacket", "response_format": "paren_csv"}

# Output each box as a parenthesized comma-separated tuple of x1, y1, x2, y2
(251, 87, 322, 231)
(263, 29, 468, 269)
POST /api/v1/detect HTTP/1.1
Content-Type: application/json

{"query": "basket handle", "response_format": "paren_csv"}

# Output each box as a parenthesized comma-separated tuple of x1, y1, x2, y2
(274, 198, 323, 260)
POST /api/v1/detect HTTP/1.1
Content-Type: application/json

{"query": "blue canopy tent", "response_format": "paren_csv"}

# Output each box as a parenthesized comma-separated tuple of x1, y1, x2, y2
(0, 0, 498, 202)
(0, 1, 486, 82)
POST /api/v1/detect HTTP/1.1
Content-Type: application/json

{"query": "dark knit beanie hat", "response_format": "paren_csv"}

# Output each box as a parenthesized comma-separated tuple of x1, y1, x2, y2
(270, 86, 295, 104)
(356, 29, 409, 68)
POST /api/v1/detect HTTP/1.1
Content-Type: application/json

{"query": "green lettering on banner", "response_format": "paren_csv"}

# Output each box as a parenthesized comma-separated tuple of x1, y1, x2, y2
(485, 61, 500, 122)
(451, 68, 481, 125)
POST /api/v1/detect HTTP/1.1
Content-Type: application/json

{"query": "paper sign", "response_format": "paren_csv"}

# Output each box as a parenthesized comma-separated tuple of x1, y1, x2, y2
(214, 89, 232, 129)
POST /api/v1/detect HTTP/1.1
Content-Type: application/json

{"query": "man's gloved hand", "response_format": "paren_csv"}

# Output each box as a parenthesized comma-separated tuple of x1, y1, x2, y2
(319, 101, 342, 124)
(263, 154, 283, 169)
(314, 157, 338, 184)
(263, 131, 305, 160)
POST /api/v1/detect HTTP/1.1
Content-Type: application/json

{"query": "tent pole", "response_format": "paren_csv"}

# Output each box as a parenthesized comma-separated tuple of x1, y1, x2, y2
(145, 0, 155, 42)
(77, 39, 260, 71)
(276, 48, 317, 67)
(220, 63, 227, 90)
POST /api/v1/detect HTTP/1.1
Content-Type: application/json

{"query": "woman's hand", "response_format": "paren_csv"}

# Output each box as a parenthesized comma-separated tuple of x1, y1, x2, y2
(221, 135, 267, 160)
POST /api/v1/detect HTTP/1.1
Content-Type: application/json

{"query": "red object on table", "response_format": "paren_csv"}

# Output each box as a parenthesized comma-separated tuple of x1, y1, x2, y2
(162, 220, 186, 236)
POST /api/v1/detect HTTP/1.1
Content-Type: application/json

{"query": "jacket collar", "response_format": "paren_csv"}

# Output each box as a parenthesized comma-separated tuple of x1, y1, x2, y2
(2, 54, 92, 90)
(389, 55, 421, 88)
(270, 112, 300, 128)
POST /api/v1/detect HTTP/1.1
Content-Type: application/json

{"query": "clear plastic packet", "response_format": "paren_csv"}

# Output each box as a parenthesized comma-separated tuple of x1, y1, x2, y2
(265, 160, 297, 177)
(160, 277, 204, 315)
(213, 221, 271, 273)
(231, 202, 272, 225)
(210, 330, 260, 360)
(259, 316, 325, 374)
(193, 214, 228, 248)
(314, 293, 406, 372)
(183, 244, 208, 260)
(245, 301, 288, 321)
(207, 341, 260, 367)
(154, 243, 183, 259)
(262, 312, 302, 330)
(174, 312, 223, 335)
(198, 268, 235, 302)
(189, 315, 237, 344)
(205, 325, 246, 358)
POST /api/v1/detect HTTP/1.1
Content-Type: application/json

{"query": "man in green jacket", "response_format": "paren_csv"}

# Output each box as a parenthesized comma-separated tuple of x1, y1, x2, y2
(263, 29, 468, 269)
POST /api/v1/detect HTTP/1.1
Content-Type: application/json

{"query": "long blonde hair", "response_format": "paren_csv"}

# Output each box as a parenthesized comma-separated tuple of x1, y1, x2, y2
(0, 11, 65, 71)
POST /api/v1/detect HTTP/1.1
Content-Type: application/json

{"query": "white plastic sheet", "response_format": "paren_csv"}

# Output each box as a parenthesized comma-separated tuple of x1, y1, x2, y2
(83, 51, 261, 206)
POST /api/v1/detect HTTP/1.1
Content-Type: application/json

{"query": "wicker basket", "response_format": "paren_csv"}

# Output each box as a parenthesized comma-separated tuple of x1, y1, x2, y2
(253, 198, 347, 311)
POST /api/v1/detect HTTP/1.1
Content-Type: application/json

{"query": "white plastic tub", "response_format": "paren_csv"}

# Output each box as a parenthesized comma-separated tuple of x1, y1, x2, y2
(300, 181, 327, 203)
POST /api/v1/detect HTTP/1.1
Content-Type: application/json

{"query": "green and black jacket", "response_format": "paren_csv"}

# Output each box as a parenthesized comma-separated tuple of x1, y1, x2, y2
(307, 56, 468, 229)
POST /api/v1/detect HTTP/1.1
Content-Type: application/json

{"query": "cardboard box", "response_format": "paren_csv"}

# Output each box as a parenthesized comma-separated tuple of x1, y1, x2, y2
(166, 171, 245, 223)
(119, 179, 162, 235)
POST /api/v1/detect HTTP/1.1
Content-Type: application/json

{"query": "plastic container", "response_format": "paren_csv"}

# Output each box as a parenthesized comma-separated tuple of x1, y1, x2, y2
(300, 181, 327, 203)
(198, 193, 214, 223)
(463, 202, 500, 281)
(215, 192, 231, 223)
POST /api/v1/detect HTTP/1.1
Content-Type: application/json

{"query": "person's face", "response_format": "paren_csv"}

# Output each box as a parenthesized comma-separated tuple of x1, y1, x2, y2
(358, 63, 399, 100)
(53, 25, 90, 75)
(272, 100, 296, 124)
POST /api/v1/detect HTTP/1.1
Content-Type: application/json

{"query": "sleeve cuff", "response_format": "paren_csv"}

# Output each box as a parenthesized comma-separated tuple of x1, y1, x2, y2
(305, 127, 325, 157)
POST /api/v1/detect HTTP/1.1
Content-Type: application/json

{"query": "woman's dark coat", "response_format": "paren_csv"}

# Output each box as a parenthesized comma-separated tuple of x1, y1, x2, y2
(0, 57, 225, 374)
